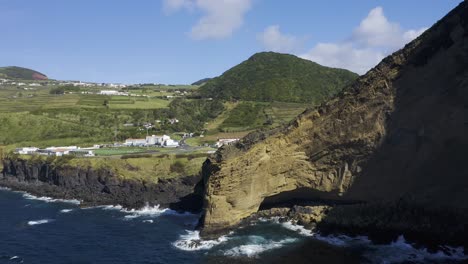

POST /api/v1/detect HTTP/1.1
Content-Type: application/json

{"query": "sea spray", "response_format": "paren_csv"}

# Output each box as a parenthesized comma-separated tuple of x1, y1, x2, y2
(122, 204, 170, 219)
(173, 230, 230, 251)
(222, 236, 298, 257)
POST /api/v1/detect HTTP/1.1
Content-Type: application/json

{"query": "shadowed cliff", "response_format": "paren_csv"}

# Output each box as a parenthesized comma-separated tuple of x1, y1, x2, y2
(198, 1, 468, 244)
(1, 158, 203, 212)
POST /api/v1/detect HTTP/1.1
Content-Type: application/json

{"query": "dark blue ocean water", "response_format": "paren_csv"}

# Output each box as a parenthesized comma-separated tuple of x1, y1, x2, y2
(0, 187, 466, 264)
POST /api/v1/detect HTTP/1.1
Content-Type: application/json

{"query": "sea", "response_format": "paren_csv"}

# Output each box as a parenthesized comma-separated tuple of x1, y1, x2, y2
(0, 186, 466, 264)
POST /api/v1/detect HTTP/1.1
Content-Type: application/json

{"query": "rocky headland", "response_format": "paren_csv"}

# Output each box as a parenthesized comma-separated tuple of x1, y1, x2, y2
(1, 157, 203, 212)
(198, 1, 468, 249)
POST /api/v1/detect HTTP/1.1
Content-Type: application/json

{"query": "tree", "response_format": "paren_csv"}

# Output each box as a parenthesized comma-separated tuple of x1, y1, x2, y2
(50, 87, 65, 95)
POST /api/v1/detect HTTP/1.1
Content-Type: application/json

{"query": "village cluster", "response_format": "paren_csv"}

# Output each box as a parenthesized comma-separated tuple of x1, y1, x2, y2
(15, 146, 97, 157)
(14, 134, 181, 157)
(14, 136, 240, 157)
(124, 134, 179, 147)
(0, 79, 129, 89)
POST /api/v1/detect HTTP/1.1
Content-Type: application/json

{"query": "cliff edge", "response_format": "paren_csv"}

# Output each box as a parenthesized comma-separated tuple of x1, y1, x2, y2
(199, 1, 468, 244)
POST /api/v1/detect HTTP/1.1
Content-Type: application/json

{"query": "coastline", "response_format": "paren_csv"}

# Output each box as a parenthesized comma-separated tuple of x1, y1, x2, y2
(1, 157, 203, 212)
(3, 156, 467, 257)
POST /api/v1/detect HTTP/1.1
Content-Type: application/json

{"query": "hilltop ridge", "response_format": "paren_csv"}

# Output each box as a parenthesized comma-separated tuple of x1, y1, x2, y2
(0, 66, 48, 80)
(199, 52, 358, 103)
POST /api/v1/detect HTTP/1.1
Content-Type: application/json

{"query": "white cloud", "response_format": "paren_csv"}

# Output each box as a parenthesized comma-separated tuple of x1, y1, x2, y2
(257, 25, 303, 53)
(302, 43, 385, 75)
(300, 7, 427, 75)
(402, 28, 428, 43)
(163, 0, 253, 40)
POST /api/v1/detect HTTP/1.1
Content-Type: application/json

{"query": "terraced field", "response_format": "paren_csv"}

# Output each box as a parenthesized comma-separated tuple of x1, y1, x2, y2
(0, 86, 175, 112)
(216, 101, 310, 132)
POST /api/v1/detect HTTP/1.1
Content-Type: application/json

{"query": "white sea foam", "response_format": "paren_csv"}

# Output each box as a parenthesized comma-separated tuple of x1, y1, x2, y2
(258, 217, 314, 237)
(314, 234, 467, 263)
(101, 205, 123, 210)
(22, 193, 80, 205)
(257, 216, 467, 262)
(173, 230, 229, 251)
(363, 235, 467, 263)
(27, 219, 53, 226)
(0, 186, 11, 191)
(223, 237, 298, 257)
(59, 209, 74, 213)
(83, 203, 196, 221)
(142, 220, 154, 223)
(281, 221, 314, 237)
(122, 204, 170, 219)
(313, 233, 369, 246)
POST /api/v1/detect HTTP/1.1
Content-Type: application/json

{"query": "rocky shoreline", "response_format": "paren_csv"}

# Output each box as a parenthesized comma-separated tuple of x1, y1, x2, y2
(3, 157, 466, 254)
(203, 201, 468, 253)
(0, 158, 203, 212)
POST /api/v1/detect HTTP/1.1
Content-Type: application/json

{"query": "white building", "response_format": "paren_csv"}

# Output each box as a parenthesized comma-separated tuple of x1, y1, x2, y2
(16, 147, 39, 155)
(215, 139, 239, 148)
(100, 90, 120, 95)
(124, 138, 147, 146)
(145, 135, 171, 145)
(66, 149, 95, 157)
(164, 139, 179, 148)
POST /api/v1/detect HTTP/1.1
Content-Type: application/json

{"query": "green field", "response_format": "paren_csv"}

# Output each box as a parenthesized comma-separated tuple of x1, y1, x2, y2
(217, 101, 310, 132)
(93, 147, 152, 156)
(0, 81, 310, 151)
(0, 86, 175, 112)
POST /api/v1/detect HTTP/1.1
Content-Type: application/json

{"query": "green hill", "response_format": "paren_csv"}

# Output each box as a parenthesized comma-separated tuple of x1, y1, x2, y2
(191, 78, 212, 86)
(199, 52, 358, 103)
(0, 66, 48, 80)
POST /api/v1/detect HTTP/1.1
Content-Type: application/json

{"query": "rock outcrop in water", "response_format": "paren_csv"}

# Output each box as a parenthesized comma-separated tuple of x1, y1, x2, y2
(199, 1, 468, 246)
(1, 158, 203, 211)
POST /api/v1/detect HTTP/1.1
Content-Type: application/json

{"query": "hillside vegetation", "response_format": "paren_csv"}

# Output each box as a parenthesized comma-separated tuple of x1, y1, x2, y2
(199, 52, 358, 103)
(0, 66, 48, 80)
(191, 78, 212, 86)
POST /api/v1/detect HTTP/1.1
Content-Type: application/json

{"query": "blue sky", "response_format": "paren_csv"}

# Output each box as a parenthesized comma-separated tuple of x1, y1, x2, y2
(0, 0, 462, 84)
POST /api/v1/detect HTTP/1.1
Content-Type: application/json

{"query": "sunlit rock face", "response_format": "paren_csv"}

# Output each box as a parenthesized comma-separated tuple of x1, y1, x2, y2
(199, 1, 468, 237)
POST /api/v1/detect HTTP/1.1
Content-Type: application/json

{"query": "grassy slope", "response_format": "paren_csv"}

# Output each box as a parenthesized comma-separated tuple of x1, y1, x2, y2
(184, 101, 310, 146)
(199, 52, 358, 103)
(16, 153, 207, 182)
(0, 85, 192, 147)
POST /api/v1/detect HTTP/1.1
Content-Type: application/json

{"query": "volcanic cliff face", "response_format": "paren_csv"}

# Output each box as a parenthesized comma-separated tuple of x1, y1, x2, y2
(200, 2, 468, 237)
(1, 158, 203, 211)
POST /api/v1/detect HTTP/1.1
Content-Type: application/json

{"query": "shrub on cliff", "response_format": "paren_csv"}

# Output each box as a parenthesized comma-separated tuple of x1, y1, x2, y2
(170, 160, 185, 174)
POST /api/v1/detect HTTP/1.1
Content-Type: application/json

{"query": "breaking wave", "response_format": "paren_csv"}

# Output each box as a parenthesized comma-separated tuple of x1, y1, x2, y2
(59, 209, 74, 213)
(0, 255, 24, 263)
(22, 193, 80, 205)
(315, 234, 467, 263)
(200, 217, 468, 262)
(259, 217, 314, 237)
(122, 204, 170, 219)
(27, 219, 54, 226)
(222, 236, 298, 257)
(173, 230, 230, 251)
